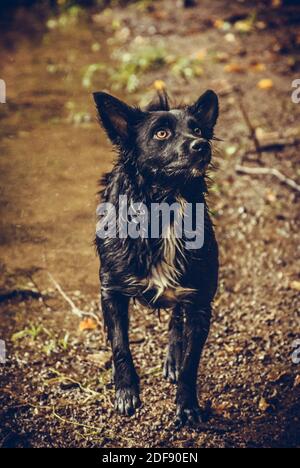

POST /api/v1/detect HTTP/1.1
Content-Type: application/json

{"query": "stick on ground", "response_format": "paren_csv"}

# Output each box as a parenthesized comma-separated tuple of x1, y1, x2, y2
(47, 272, 101, 324)
(235, 165, 300, 193)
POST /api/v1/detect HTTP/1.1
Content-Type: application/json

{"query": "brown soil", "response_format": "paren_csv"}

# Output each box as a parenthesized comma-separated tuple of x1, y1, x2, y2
(0, 0, 299, 448)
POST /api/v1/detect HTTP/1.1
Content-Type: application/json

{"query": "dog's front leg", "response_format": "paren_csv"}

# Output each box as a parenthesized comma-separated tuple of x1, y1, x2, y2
(101, 289, 141, 416)
(163, 304, 184, 383)
(175, 305, 211, 427)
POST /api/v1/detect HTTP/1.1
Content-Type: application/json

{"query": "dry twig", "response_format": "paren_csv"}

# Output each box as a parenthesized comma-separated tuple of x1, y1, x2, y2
(52, 407, 103, 433)
(238, 98, 262, 160)
(235, 165, 300, 193)
(47, 272, 101, 324)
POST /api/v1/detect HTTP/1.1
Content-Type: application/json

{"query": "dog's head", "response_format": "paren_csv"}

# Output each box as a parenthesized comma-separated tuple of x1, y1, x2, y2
(93, 89, 218, 186)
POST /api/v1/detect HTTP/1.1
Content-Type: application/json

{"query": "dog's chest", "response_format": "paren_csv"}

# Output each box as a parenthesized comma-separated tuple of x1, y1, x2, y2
(148, 224, 184, 291)
(140, 199, 192, 308)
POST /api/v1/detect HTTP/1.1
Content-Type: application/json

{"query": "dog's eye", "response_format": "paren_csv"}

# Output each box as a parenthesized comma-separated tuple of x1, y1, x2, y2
(194, 127, 202, 136)
(154, 129, 172, 140)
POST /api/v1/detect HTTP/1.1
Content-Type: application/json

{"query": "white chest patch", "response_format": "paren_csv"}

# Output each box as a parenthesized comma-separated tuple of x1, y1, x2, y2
(143, 197, 191, 305)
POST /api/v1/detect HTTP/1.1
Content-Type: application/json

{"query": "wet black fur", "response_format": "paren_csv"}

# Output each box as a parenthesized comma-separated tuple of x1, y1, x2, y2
(93, 89, 219, 427)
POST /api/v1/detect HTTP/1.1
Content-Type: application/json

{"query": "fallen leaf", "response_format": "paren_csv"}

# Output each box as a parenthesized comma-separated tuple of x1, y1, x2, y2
(265, 190, 277, 203)
(215, 51, 229, 63)
(91, 43, 101, 53)
(225, 33, 236, 43)
(152, 11, 168, 20)
(153, 80, 166, 91)
(250, 63, 266, 72)
(259, 397, 272, 412)
(290, 281, 300, 291)
(213, 401, 233, 417)
(46, 19, 58, 30)
(195, 50, 207, 61)
(224, 63, 245, 73)
(214, 19, 225, 30)
(225, 145, 238, 156)
(257, 78, 274, 90)
(79, 318, 97, 331)
(234, 20, 252, 33)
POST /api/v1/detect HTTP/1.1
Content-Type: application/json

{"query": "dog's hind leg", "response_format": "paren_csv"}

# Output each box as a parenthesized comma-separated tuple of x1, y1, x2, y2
(101, 289, 141, 416)
(163, 304, 184, 384)
(175, 305, 211, 427)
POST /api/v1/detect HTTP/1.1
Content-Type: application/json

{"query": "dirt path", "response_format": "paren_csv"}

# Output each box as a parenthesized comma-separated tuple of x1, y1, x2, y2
(0, 0, 300, 448)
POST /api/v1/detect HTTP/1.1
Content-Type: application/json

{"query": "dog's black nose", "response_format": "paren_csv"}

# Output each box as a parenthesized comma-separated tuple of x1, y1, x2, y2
(190, 139, 207, 153)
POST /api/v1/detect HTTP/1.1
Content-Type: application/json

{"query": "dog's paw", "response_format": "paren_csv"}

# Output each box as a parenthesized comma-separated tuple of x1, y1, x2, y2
(114, 387, 141, 417)
(163, 347, 181, 383)
(175, 404, 203, 429)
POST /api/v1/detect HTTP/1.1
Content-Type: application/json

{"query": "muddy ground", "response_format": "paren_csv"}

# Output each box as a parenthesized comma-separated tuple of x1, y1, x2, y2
(0, 0, 300, 448)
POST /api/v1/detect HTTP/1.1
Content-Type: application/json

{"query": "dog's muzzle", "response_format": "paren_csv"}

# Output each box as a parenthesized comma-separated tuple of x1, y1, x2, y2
(190, 139, 211, 169)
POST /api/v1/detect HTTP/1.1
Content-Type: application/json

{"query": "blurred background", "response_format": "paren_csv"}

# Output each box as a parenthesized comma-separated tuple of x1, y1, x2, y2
(0, 0, 299, 448)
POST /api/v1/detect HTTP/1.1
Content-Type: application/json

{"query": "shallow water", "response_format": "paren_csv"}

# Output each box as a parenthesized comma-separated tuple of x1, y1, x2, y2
(0, 14, 117, 293)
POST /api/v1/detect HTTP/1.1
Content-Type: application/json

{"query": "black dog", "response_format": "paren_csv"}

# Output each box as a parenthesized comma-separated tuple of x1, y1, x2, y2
(93, 89, 219, 427)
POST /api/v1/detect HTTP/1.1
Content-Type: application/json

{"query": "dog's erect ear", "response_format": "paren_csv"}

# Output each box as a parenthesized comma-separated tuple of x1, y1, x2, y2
(145, 89, 170, 112)
(189, 90, 219, 131)
(93, 92, 143, 145)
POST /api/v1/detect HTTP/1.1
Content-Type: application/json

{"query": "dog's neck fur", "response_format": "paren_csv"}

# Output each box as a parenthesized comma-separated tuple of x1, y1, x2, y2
(121, 156, 208, 206)
(99, 150, 211, 307)
(106, 157, 208, 308)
